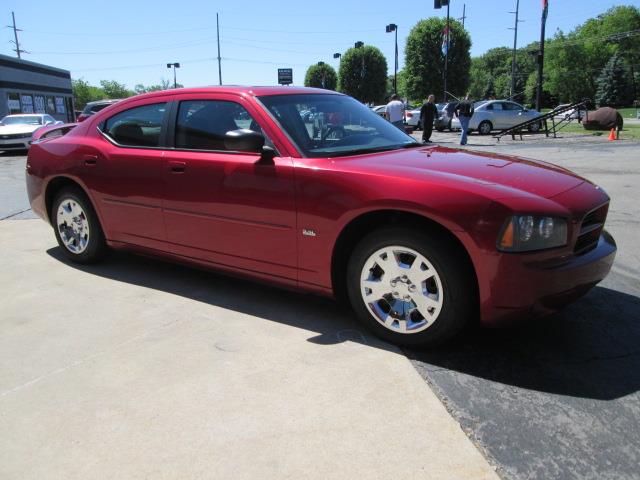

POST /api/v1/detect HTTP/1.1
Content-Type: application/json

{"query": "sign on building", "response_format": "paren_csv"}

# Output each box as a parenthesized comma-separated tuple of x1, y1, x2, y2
(278, 68, 293, 85)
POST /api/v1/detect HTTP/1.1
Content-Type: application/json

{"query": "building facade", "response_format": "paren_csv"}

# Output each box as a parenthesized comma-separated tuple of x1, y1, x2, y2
(0, 54, 74, 122)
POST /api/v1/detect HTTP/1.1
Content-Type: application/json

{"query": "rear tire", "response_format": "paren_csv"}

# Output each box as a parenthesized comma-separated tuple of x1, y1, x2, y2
(346, 227, 476, 348)
(52, 187, 108, 264)
(528, 122, 541, 133)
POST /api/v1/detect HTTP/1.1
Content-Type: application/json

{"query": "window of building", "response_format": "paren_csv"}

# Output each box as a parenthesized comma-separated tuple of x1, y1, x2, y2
(21, 95, 34, 113)
(175, 100, 264, 151)
(102, 103, 167, 147)
(34, 96, 46, 113)
(46, 97, 56, 115)
(55, 97, 65, 114)
(7, 93, 21, 114)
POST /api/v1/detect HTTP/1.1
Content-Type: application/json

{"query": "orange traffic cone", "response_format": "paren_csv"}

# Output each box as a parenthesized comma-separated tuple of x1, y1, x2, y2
(608, 128, 616, 141)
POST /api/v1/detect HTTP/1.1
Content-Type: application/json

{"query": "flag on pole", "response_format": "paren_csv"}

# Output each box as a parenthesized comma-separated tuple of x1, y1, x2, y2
(542, 0, 548, 20)
(441, 25, 449, 56)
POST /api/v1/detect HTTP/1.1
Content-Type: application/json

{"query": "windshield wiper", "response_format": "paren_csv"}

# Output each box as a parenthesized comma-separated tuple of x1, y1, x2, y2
(325, 142, 422, 157)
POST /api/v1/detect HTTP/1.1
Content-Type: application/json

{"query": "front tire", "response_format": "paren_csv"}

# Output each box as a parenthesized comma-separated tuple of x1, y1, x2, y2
(52, 187, 108, 263)
(478, 120, 492, 135)
(346, 227, 476, 348)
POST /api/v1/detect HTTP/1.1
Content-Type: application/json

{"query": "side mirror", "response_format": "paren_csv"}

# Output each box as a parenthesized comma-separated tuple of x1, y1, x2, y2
(224, 129, 265, 153)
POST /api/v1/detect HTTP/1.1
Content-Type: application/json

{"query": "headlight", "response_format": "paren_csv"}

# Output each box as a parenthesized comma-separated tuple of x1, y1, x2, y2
(498, 215, 567, 252)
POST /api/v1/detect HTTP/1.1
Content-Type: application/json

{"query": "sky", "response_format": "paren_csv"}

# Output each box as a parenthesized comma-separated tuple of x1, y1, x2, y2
(3, 0, 639, 89)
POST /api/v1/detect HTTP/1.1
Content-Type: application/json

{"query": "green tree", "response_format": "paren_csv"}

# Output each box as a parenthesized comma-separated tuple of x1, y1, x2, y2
(595, 53, 634, 107)
(483, 78, 495, 99)
(544, 32, 593, 103)
(338, 45, 388, 103)
(99, 80, 134, 99)
(134, 78, 183, 94)
(404, 17, 471, 102)
(304, 63, 338, 90)
(72, 78, 106, 109)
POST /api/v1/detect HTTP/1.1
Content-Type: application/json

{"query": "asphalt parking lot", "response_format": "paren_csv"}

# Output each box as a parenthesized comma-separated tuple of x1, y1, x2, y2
(1, 131, 639, 479)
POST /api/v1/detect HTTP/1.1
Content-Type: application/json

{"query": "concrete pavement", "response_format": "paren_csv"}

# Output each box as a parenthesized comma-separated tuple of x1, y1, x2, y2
(0, 219, 499, 480)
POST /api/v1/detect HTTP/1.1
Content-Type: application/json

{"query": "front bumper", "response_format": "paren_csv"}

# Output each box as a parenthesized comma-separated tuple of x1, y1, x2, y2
(0, 137, 31, 150)
(481, 230, 616, 326)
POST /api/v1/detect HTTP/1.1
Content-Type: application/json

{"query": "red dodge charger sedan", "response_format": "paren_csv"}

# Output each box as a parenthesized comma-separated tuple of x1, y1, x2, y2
(26, 86, 616, 347)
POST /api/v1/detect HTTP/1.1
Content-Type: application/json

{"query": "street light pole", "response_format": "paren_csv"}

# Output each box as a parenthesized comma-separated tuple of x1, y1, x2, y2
(444, 1, 450, 102)
(166, 62, 180, 88)
(386, 24, 398, 94)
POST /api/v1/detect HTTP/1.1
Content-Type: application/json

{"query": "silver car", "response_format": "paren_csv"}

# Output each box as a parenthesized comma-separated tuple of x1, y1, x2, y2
(451, 100, 541, 135)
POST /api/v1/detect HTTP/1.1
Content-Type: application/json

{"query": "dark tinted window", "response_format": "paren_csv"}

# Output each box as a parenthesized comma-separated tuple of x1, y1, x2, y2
(503, 102, 523, 111)
(103, 103, 166, 147)
(175, 100, 262, 151)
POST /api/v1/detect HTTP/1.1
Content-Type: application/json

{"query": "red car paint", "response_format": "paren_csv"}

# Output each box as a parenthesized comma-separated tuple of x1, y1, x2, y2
(26, 86, 616, 326)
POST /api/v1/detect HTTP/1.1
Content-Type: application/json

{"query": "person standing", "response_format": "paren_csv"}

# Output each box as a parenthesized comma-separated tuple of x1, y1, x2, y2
(385, 94, 405, 130)
(454, 94, 475, 145)
(419, 94, 438, 143)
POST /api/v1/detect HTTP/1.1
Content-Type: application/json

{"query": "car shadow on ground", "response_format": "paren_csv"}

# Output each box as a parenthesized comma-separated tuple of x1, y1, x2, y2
(406, 284, 640, 400)
(48, 247, 640, 399)
(45, 247, 393, 352)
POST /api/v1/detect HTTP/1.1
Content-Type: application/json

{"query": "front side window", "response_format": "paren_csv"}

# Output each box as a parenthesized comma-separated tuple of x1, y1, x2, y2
(175, 100, 264, 151)
(258, 94, 416, 158)
(103, 103, 167, 147)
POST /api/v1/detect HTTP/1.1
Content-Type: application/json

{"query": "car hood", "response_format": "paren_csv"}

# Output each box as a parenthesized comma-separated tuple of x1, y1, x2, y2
(0, 124, 40, 134)
(350, 145, 586, 199)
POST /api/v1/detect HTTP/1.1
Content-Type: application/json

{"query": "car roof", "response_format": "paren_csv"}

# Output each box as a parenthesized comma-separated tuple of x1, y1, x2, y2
(128, 86, 341, 102)
(4, 113, 46, 117)
(85, 99, 122, 106)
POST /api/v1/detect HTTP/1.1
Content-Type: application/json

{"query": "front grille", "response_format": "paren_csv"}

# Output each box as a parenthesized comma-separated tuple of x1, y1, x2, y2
(574, 204, 608, 255)
(0, 133, 30, 140)
(0, 142, 26, 149)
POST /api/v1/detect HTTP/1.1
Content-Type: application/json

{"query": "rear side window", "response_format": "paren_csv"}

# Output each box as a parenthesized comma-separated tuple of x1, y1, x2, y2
(175, 100, 263, 151)
(103, 103, 167, 147)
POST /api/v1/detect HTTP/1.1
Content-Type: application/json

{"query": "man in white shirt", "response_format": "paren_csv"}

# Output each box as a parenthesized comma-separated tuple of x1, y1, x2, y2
(385, 94, 405, 129)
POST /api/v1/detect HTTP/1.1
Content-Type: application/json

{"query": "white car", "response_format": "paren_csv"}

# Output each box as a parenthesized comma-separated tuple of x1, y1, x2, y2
(0, 114, 62, 151)
(451, 100, 541, 135)
(405, 107, 422, 129)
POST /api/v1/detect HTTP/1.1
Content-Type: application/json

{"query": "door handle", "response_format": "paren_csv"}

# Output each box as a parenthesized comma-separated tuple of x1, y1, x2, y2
(168, 161, 186, 173)
(82, 154, 98, 166)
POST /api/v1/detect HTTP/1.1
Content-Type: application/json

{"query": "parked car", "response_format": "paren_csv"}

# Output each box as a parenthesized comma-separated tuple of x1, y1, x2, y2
(435, 101, 458, 131)
(26, 86, 615, 347)
(0, 114, 62, 151)
(451, 100, 541, 135)
(76, 99, 121, 123)
(371, 105, 386, 117)
(405, 106, 422, 130)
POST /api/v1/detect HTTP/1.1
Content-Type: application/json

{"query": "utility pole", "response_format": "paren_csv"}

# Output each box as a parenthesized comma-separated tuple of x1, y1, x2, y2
(216, 13, 222, 86)
(509, 0, 523, 99)
(459, 4, 466, 29)
(535, 0, 549, 111)
(8, 12, 26, 59)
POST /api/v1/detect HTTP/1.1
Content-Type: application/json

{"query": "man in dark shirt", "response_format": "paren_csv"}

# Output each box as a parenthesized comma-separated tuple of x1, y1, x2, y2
(454, 94, 475, 145)
(419, 94, 438, 143)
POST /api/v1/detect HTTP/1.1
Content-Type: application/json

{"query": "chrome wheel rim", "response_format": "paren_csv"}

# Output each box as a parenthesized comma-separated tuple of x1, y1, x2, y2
(480, 122, 491, 134)
(56, 198, 90, 254)
(360, 246, 444, 334)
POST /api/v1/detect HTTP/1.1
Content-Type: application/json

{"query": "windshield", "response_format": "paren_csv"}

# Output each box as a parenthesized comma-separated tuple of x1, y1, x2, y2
(0, 115, 43, 126)
(258, 94, 418, 158)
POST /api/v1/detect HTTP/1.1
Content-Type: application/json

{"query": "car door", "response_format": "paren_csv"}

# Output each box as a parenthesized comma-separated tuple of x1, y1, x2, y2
(87, 101, 169, 251)
(162, 96, 298, 282)
(504, 102, 527, 127)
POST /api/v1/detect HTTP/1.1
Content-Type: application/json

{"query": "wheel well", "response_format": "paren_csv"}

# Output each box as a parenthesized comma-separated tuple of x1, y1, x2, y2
(331, 210, 478, 303)
(44, 177, 85, 222)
